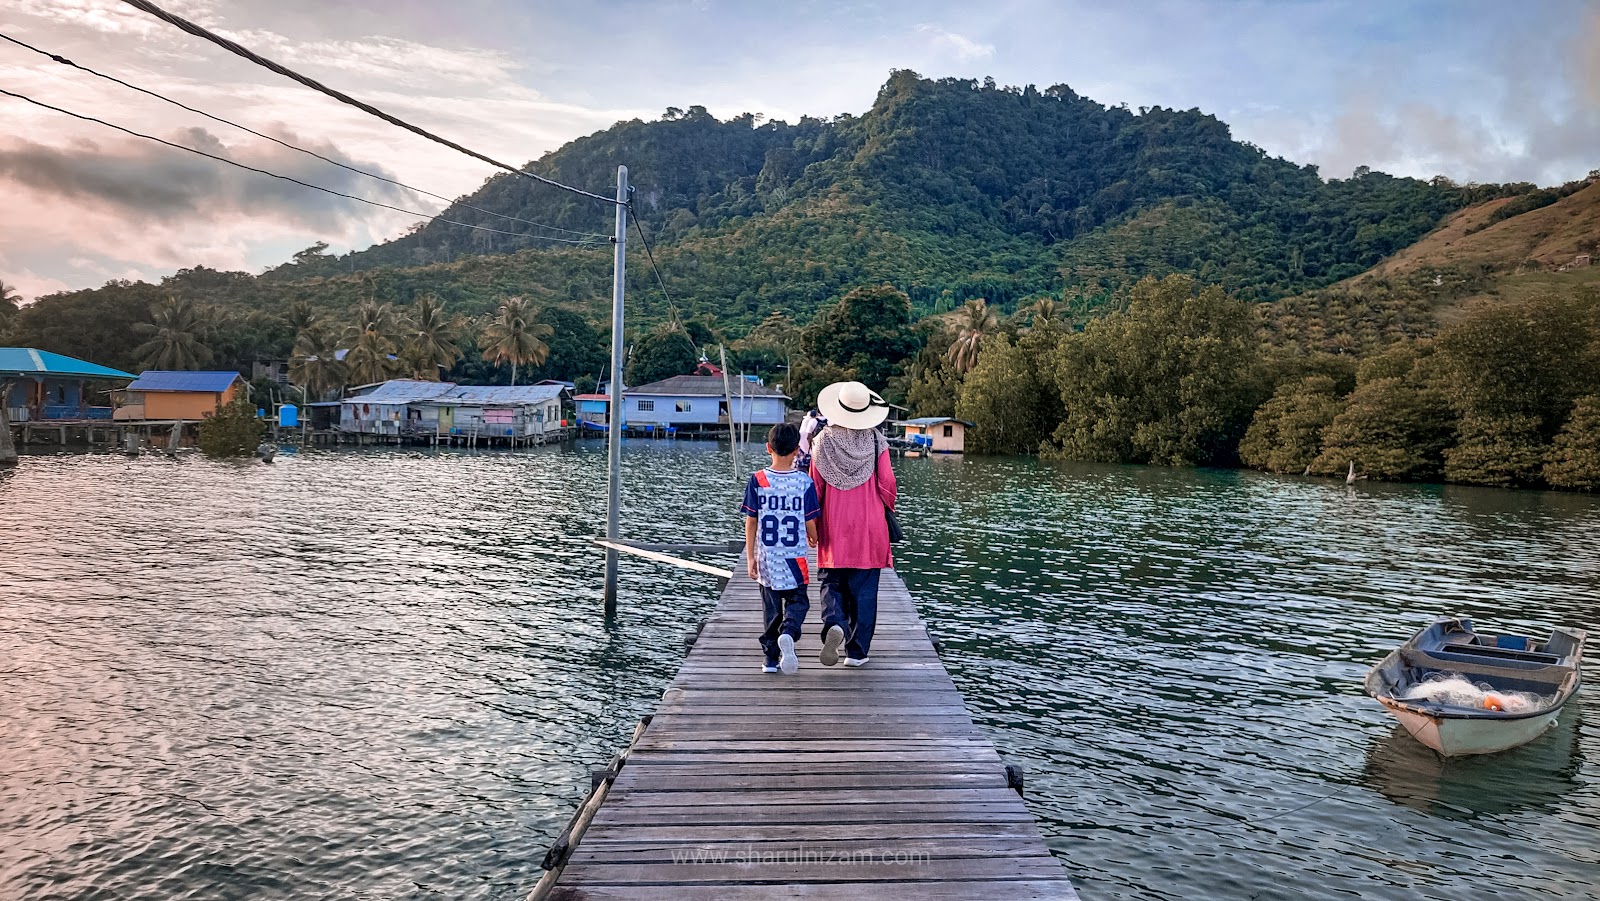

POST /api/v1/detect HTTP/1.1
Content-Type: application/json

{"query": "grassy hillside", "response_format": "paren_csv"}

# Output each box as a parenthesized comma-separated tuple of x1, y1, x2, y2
(1263, 176, 1600, 353)
(1355, 179, 1600, 280)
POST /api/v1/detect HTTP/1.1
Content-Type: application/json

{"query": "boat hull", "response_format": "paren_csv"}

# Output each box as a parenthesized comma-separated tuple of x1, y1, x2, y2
(1381, 698, 1561, 756)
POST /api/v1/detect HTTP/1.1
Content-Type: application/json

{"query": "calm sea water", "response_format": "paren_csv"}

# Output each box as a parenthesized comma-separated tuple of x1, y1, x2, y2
(1, 443, 1596, 900)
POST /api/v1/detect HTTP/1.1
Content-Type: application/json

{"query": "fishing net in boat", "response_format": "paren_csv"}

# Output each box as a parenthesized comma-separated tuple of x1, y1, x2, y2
(1400, 672, 1550, 712)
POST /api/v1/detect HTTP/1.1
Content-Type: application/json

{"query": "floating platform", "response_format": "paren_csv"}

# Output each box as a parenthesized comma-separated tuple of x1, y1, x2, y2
(541, 563, 1078, 900)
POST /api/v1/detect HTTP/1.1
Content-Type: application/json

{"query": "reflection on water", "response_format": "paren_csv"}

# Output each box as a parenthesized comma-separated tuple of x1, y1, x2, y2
(2, 446, 1599, 900)
(1364, 720, 1583, 821)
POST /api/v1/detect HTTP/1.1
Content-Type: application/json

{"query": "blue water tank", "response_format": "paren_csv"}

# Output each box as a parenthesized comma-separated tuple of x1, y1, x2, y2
(278, 404, 299, 427)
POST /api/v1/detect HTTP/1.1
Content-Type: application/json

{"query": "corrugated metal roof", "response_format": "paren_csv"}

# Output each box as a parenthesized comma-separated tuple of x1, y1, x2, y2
(898, 417, 973, 427)
(342, 380, 457, 404)
(628, 375, 787, 398)
(0, 347, 135, 380)
(339, 380, 565, 407)
(438, 384, 564, 405)
(126, 370, 242, 392)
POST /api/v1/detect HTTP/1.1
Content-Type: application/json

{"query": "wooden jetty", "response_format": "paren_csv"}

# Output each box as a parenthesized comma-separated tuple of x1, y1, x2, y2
(538, 563, 1078, 900)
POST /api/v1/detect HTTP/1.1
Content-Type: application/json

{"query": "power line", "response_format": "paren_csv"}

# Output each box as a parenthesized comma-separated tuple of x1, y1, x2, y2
(0, 86, 611, 248)
(628, 200, 676, 309)
(628, 203, 699, 356)
(0, 31, 613, 242)
(118, 0, 620, 206)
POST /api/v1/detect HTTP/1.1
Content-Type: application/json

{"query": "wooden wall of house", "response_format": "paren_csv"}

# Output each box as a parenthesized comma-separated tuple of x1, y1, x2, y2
(907, 422, 967, 454)
(142, 383, 239, 421)
(627, 395, 720, 424)
(628, 394, 787, 425)
(729, 396, 787, 425)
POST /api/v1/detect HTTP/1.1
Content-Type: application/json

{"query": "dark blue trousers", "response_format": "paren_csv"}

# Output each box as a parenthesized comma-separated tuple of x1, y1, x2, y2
(760, 585, 809, 664)
(819, 568, 880, 659)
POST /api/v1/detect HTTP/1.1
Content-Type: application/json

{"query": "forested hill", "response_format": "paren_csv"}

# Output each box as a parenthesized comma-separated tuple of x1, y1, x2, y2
(8, 71, 1551, 387)
(265, 71, 1490, 321)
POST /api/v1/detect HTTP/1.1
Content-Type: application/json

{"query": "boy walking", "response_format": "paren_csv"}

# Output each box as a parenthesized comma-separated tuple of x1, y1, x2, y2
(741, 422, 820, 674)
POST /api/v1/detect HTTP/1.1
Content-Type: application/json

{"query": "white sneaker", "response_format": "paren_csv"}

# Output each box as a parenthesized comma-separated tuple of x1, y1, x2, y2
(761, 663, 779, 674)
(820, 625, 844, 667)
(778, 634, 799, 674)
(844, 657, 869, 667)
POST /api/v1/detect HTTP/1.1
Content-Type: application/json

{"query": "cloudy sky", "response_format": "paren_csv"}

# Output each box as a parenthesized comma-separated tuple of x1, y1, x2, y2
(2, 0, 1597, 301)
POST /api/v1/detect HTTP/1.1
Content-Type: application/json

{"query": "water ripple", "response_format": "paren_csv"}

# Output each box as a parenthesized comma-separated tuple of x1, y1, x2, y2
(896, 458, 1600, 901)
(3, 447, 1598, 899)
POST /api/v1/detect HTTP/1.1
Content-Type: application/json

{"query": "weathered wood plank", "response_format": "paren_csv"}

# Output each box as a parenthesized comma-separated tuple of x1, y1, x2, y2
(629, 739, 1001, 755)
(608, 773, 1009, 793)
(606, 787, 1023, 808)
(620, 757, 1005, 773)
(573, 821, 1045, 844)
(574, 800, 1041, 829)
(567, 836, 1051, 863)
(547, 881, 1078, 901)
(653, 691, 966, 703)
(559, 855, 1069, 884)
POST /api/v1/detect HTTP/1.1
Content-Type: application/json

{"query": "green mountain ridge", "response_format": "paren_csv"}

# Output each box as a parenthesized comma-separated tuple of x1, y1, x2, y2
(5, 71, 1546, 378)
(277, 71, 1487, 316)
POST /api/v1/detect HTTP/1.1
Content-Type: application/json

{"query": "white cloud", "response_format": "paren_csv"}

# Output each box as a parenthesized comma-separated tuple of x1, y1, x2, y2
(5, 0, 1599, 298)
(11, 0, 221, 37)
(216, 29, 526, 88)
(913, 24, 995, 63)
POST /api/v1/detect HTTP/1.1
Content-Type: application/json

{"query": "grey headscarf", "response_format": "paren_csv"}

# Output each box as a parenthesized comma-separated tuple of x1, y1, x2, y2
(811, 424, 887, 491)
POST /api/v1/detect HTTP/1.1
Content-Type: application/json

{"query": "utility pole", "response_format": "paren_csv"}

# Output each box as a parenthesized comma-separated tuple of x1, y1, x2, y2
(602, 165, 628, 618)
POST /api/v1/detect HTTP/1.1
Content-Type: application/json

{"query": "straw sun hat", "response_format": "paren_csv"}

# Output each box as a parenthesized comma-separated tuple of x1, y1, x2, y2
(817, 380, 890, 430)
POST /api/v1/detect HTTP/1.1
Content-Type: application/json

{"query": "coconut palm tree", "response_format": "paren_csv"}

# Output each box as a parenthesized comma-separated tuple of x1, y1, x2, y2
(0, 280, 19, 345)
(283, 299, 319, 338)
(400, 293, 463, 380)
(945, 299, 996, 373)
(289, 322, 347, 400)
(134, 296, 215, 370)
(0, 279, 20, 322)
(341, 300, 402, 386)
(479, 295, 552, 386)
(1029, 298, 1059, 330)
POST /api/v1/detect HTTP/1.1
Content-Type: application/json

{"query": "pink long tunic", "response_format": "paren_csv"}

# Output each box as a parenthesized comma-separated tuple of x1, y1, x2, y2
(811, 450, 897, 570)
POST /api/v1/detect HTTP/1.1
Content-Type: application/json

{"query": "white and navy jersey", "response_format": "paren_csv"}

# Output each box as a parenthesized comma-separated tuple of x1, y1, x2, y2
(740, 467, 821, 590)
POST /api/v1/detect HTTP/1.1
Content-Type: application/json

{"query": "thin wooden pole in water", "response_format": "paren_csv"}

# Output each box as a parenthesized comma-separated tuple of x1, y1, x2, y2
(0, 382, 17, 467)
(719, 344, 736, 484)
(602, 165, 629, 618)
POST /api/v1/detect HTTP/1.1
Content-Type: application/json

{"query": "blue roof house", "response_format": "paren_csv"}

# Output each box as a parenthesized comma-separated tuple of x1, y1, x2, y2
(896, 416, 972, 454)
(119, 371, 246, 421)
(1, 348, 135, 422)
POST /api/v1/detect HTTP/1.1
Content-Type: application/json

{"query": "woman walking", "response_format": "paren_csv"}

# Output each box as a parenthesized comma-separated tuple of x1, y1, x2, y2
(809, 381, 896, 667)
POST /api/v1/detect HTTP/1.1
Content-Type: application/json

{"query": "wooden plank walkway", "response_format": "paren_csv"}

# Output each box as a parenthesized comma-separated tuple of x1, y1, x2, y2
(548, 564, 1078, 900)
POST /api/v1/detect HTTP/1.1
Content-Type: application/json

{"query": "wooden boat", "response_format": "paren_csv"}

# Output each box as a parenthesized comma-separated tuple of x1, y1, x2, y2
(1365, 617, 1586, 757)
